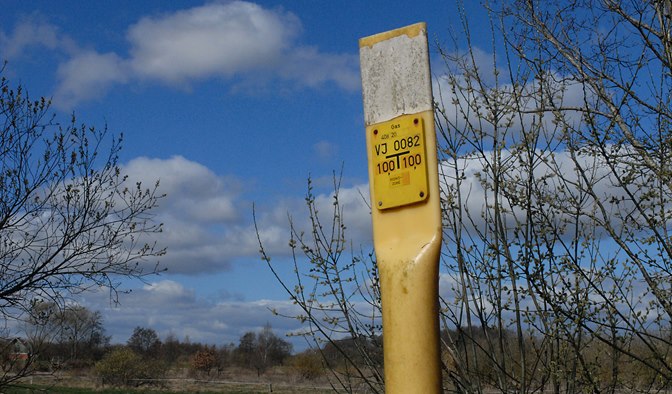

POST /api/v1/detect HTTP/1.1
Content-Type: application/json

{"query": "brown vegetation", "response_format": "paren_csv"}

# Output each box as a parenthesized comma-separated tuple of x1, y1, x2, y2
(9, 319, 332, 392)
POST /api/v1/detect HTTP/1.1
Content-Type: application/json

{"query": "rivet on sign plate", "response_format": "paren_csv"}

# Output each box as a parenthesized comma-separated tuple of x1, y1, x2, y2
(373, 129, 378, 135)
(378, 201, 383, 206)
(413, 118, 419, 125)
(419, 191, 425, 198)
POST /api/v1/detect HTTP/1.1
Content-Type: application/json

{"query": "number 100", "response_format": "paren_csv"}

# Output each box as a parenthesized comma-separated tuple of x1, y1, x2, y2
(402, 154, 422, 168)
(376, 154, 422, 174)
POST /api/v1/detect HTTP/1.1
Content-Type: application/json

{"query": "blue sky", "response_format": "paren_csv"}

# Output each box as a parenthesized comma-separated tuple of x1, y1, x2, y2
(0, 1, 488, 348)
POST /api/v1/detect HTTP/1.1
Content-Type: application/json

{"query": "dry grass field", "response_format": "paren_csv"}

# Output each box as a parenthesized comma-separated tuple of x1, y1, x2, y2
(12, 366, 340, 394)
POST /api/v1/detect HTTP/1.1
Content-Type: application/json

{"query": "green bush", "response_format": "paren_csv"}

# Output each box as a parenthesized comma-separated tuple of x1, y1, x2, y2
(288, 350, 325, 380)
(95, 347, 143, 386)
(95, 347, 166, 387)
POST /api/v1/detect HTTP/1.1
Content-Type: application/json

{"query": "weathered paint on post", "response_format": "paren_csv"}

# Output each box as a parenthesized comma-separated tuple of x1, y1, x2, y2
(360, 23, 442, 393)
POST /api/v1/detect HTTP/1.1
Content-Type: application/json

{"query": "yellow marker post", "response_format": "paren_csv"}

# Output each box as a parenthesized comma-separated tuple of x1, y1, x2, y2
(360, 23, 442, 393)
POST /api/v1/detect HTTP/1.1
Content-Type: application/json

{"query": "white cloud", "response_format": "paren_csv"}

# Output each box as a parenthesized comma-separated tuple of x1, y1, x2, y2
(315, 182, 372, 243)
(280, 47, 360, 91)
(438, 144, 644, 244)
(120, 156, 372, 275)
(127, 1, 299, 84)
(0, 2, 359, 108)
(141, 280, 197, 305)
(251, 181, 372, 258)
(79, 280, 304, 347)
(55, 51, 129, 107)
(312, 140, 337, 160)
(0, 15, 76, 59)
(124, 156, 240, 223)
(121, 156, 251, 274)
(433, 49, 588, 144)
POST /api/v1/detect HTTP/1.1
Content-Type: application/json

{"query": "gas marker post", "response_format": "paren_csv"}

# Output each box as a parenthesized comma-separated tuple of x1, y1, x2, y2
(359, 23, 442, 393)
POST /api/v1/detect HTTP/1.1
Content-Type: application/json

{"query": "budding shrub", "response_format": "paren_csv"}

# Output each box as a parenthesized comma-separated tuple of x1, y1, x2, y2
(95, 348, 143, 386)
(288, 350, 325, 380)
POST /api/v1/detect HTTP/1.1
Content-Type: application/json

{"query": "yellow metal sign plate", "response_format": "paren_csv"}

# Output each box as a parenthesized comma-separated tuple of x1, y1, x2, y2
(368, 114, 428, 210)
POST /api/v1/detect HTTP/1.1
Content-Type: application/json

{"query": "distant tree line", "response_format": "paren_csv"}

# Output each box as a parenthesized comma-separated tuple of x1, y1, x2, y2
(96, 322, 295, 387)
(1, 303, 296, 387)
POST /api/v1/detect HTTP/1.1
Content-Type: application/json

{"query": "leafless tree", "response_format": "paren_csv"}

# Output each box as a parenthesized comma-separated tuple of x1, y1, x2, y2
(127, 326, 162, 359)
(436, 0, 672, 392)
(260, 1, 672, 392)
(256, 175, 384, 393)
(0, 70, 163, 384)
(27, 302, 108, 363)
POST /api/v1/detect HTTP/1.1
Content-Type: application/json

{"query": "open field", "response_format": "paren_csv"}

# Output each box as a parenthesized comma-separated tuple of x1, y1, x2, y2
(6, 383, 335, 394)
(7, 370, 339, 394)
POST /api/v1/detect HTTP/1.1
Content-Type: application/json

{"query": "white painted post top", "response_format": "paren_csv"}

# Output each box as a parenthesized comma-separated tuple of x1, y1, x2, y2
(359, 23, 433, 126)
